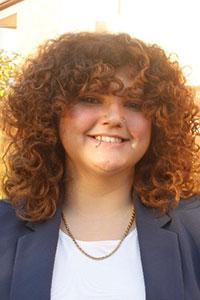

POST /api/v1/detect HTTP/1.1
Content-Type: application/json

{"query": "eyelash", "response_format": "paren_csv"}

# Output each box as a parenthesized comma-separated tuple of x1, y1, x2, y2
(125, 101, 141, 111)
(78, 96, 141, 111)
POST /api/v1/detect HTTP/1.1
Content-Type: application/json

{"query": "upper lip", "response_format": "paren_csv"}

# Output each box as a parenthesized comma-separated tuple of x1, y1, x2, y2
(88, 134, 129, 140)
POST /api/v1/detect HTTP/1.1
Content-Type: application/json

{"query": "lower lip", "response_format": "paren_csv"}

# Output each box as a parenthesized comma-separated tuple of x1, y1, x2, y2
(88, 136, 129, 147)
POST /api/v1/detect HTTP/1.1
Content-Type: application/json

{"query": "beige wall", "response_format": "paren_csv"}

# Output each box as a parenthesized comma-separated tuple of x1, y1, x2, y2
(0, 0, 118, 55)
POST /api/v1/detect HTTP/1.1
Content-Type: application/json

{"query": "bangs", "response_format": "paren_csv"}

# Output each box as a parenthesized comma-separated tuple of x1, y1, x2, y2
(56, 34, 149, 100)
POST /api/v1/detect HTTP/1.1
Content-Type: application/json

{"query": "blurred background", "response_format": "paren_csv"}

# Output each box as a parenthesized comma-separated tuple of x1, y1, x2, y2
(1, 0, 200, 86)
(0, 0, 200, 196)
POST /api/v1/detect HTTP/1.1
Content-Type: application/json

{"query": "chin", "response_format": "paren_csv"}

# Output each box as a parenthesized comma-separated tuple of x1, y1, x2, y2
(92, 160, 130, 175)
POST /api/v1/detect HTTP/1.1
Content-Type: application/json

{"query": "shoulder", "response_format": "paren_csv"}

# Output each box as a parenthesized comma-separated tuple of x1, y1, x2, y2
(0, 199, 16, 219)
(177, 194, 200, 209)
(171, 194, 200, 216)
(0, 199, 27, 236)
(168, 194, 200, 238)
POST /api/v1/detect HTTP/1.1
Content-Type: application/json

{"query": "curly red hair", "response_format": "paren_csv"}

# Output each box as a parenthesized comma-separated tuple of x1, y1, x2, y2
(1, 32, 199, 221)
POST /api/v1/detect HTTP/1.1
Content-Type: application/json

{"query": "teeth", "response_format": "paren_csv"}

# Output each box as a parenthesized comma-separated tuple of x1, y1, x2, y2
(94, 136, 123, 143)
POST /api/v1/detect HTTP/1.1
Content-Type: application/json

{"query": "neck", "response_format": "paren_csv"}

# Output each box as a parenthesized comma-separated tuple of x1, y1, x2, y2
(60, 166, 135, 241)
(62, 169, 134, 219)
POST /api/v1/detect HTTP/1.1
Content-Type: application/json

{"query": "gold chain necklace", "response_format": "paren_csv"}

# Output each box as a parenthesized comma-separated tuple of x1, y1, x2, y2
(61, 205, 135, 260)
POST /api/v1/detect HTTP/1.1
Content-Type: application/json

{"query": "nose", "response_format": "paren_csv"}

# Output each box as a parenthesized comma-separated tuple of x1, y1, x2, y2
(101, 101, 125, 127)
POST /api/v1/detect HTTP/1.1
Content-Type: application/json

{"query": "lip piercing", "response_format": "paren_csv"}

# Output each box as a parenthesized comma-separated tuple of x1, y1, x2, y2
(131, 140, 137, 149)
(95, 140, 102, 148)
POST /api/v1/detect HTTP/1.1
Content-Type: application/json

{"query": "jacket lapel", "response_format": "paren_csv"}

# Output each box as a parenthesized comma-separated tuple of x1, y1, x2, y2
(134, 193, 184, 300)
(10, 208, 61, 300)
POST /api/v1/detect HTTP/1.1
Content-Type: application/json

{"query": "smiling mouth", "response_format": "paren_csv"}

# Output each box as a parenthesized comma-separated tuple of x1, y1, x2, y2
(89, 135, 129, 144)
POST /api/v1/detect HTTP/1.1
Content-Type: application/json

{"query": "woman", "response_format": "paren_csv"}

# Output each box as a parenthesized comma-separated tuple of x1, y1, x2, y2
(0, 32, 199, 300)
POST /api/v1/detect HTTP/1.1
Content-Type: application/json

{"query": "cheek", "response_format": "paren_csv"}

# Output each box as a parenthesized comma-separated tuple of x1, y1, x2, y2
(59, 107, 98, 138)
(73, 109, 97, 130)
(127, 114, 151, 140)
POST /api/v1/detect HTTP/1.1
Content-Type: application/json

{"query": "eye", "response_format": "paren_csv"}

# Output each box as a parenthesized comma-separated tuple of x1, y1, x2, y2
(125, 100, 142, 111)
(78, 96, 100, 105)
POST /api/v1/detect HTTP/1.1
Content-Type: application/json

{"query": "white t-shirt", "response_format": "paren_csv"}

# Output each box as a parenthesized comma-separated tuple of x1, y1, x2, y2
(51, 227, 146, 300)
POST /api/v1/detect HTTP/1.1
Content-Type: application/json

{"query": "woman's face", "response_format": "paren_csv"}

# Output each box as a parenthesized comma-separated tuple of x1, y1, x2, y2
(59, 69, 151, 177)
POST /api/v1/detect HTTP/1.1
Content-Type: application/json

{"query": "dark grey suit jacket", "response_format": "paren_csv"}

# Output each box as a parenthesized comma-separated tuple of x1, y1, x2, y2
(0, 193, 200, 300)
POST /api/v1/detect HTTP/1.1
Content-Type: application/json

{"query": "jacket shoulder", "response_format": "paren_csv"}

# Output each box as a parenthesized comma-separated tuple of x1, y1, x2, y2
(0, 199, 27, 236)
(171, 194, 200, 217)
(168, 194, 200, 239)
(0, 199, 16, 218)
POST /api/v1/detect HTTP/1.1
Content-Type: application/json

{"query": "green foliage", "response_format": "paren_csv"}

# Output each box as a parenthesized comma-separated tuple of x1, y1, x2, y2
(0, 49, 21, 98)
(0, 50, 21, 197)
